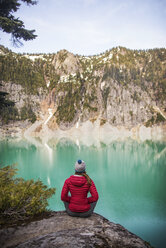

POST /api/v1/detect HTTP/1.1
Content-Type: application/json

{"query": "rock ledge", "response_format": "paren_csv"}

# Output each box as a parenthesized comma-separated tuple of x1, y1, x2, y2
(0, 211, 152, 248)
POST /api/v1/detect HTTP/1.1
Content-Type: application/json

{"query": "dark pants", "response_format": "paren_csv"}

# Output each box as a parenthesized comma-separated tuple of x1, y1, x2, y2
(63, 201, 97, 217)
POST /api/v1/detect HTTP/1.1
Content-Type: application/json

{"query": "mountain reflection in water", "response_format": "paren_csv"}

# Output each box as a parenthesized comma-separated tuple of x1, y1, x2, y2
(0, 138, 166, 248)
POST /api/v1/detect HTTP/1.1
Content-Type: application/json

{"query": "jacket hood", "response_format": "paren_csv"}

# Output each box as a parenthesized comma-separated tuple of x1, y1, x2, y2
(70, 175, 86, 187)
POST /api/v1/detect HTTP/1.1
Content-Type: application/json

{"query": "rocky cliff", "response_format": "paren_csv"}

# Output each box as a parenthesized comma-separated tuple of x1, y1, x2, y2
(0, 211, 152, 248)
(0, 45, 166, 133)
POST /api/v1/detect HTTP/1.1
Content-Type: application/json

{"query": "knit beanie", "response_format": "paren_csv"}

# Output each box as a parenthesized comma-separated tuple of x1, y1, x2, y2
(75, 159, 86, 173)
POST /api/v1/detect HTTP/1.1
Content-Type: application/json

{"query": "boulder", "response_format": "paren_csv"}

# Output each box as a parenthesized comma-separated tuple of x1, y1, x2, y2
(0, 211, 152, 248)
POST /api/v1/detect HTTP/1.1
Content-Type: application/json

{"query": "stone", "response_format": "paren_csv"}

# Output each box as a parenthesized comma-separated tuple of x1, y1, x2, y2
(0, 48, 166, 138)
(0, 211, 152, 248)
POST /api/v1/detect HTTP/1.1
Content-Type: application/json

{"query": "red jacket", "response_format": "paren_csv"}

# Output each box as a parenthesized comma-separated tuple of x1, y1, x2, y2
(61, 175, 99, 212)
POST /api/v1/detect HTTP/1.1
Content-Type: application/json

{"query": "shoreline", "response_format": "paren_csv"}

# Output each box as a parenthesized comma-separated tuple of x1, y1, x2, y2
(0, 120, 166, 146)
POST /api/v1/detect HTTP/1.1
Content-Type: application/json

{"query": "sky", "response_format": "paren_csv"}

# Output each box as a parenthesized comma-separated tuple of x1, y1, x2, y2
(0, 0, 166, 55)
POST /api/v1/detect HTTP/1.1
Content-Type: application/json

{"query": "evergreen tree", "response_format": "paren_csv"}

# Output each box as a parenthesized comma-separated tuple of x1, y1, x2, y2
(0, 0, 37, 46)
(0, 82, 18, 124)
(0, 83, 14, 109)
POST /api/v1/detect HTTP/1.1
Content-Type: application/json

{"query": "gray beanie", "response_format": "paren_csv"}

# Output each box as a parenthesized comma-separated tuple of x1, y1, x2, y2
(75, 159, 86, 173)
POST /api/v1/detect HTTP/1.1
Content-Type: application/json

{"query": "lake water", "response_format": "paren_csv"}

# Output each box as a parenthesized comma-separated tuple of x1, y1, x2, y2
(0, 138, 166, 248)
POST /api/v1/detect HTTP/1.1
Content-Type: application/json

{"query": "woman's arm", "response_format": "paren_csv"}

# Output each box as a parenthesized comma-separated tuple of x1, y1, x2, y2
(61, 179, 71, 202)
(87, 180, 99, 203)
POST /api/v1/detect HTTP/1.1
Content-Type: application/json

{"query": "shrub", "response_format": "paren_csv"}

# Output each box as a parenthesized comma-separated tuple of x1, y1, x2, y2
(100, 118, 106, 126)
(0, 106, 19, 124)
(156, 112, 165, 123)
(145, 113, 165, 127)
(20, 105, 36, 123)
(102, 87, 110, 109)
(0, 165, 55, 225)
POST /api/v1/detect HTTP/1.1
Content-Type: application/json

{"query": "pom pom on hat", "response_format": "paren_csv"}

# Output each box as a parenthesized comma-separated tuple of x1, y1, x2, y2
(75, 159, 86, 173)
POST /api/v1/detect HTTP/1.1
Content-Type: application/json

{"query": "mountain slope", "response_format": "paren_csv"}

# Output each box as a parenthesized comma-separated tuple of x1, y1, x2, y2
(0, 45, 165, 129)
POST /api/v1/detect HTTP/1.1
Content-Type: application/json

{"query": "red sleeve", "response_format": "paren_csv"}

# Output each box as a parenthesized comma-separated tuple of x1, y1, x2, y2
(87, 180, 99, 203)
(61, 179, 71, 202)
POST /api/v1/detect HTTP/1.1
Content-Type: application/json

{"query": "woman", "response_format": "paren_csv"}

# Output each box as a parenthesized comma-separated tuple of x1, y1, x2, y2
(61, 159, 99, 217)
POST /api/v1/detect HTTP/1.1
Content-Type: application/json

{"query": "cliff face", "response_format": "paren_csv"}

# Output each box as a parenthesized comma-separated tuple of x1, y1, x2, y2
(0, 81, 46, 116)
(0, 211, 152, 248)
(0, 45, 166, 130)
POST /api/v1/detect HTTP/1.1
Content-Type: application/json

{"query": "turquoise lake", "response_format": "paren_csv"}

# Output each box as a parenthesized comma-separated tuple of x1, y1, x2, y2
(0, 138, 166, 248)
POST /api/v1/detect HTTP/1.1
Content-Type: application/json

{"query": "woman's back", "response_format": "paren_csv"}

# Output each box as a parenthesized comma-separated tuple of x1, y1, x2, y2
(68, 175, 89, 198)
(64, 175, 90, 212)
(61, 159, 99, 215)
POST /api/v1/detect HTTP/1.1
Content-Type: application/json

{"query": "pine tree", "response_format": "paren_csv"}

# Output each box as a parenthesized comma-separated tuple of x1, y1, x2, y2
(0, 83, 14, 109)
(0, 0, 37, 46)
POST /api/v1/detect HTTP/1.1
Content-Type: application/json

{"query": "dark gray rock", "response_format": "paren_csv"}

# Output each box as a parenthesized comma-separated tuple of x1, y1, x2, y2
(0, 211, 152, 248)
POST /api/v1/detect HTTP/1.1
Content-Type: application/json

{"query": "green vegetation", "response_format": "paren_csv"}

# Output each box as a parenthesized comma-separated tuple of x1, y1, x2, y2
(102, 87, 110, 108)
(0, 105, 19, 124)
(0, 83, 14, 108)
(0, 164, 55, 226)
(0, 45, 165, 126)
(145, 113, 165, 127)
(56, 81, 81, 123)
(0, 0, 37, 45)
(100, 47, 166, 102)
(156, 112, 165, 122)
(56, 93, 77, 124)
(102, 65, 129, 84)
(129, 111, 133, 117)
(112, 116, 116, 124)
(0, 82, 19, 124)
(100, 118, 106, 126)
(0, 81, 36, 123)
(0, 103, 36, 124)
(131, 91, 141, 103)
(58, 50, 68, 63)
(20, 104, 36, 123)
(0, 54, 46, 94)
(83, 102, 98, 112)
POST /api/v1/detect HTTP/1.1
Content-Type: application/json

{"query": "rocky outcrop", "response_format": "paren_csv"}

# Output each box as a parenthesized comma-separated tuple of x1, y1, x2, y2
(104, 80, 156, 126)
(0, 211, 152, 248)
(0, 46, 166, 132)
(0, 81, 47, 116)
(53, 50, 80, 75)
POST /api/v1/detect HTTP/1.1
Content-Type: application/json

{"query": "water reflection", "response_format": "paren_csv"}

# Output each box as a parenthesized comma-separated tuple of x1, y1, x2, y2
(44, 143, 53, 163)
(154, 146, 166, 160)
(0, 138, 166, 248)
(47, 176, 51, 186)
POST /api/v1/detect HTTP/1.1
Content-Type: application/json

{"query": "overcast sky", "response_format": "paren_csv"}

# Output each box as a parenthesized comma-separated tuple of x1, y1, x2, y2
(1, 0, 166, 55)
